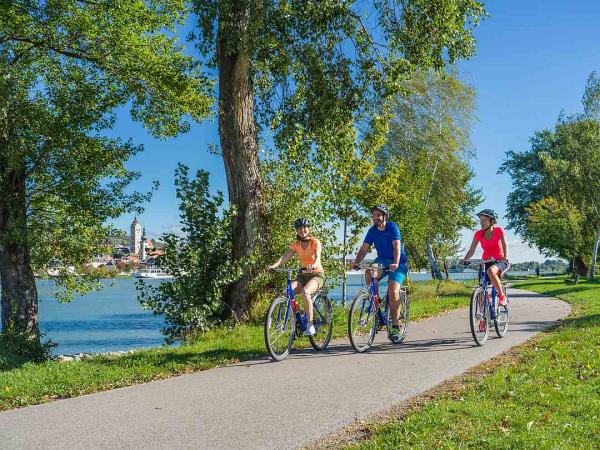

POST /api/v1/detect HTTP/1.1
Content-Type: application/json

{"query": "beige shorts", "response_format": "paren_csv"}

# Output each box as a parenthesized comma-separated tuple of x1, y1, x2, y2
(296, 272, 325, 289)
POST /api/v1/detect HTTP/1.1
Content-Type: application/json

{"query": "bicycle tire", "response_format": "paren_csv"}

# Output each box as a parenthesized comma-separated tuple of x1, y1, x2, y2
(264, 296, 295, 361)
(309, 291, 333, 351)
(348, 292, 377, 352)
(494, 290, 509, 338)
(390, 290, 410, 344)
(469, 287, 489, 346)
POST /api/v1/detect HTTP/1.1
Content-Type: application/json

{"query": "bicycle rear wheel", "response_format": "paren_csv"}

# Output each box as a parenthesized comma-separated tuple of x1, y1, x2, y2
(469, 287, 489, 346)
(348, 292, 377, 352)
(265, 296, 295, 361)
(309, 291, 333, 351)
(494, 291, 509, 338)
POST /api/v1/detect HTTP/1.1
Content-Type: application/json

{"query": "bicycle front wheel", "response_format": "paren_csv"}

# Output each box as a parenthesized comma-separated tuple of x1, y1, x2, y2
(391, 290, 410, 344)
(469, 287, 489, 346)
(494, 293, 509, 338)
(264, 296, 295, 361)
(309, 291, 333, 351)
(348, 292, 377, 352)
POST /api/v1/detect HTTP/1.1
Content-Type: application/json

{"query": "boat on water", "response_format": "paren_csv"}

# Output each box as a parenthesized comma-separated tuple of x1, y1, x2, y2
(132, 268, 173, 279)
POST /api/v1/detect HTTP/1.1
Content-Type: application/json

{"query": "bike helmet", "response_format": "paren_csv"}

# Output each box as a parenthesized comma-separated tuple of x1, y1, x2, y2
(293, 217, 312, 229)
(370, 205, 388, 217)
(476, 209, 498, 222)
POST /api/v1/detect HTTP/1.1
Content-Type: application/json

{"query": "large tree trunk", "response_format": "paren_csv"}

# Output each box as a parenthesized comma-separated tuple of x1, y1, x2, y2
(0, 163, 39, 336)
(590, 225, 600, 280)
(573, 255, 589, 278)
(425, 239, 443, 280)
(217, 8, 263, 319)
(341, 216, 348, 306)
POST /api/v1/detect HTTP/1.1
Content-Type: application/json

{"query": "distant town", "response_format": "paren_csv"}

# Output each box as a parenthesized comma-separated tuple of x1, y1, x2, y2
(88, 217, 165, 273)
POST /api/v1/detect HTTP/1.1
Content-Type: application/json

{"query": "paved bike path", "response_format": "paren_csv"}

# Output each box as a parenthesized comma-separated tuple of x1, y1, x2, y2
(0, 289, 570, 449)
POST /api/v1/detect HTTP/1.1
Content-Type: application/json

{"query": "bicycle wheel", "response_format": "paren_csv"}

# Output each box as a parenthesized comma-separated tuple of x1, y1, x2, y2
(391, 290, 410, 344)
(264, 296, 295, 361)
(494, 291, 509, 338)
(469, 287, 489, 346)
(309, 291, 333, 351)
(348, 292, 377, 352)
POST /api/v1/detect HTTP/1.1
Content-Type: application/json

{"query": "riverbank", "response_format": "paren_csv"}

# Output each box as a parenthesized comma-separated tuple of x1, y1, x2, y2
(335, 276, 599, 449)
(0, 280, 471, 411)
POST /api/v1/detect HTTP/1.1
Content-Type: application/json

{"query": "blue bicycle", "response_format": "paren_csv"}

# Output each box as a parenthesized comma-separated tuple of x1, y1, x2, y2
(348, 264, 409, 352)
(462, 258, 510, 346)
(264, 268, 333, 361)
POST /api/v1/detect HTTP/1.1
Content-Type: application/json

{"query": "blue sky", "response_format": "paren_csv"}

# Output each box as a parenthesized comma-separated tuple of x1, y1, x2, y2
(110, 1, 600, 262)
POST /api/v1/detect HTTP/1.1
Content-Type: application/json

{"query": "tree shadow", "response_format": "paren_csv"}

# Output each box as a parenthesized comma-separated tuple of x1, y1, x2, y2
(557, 313, 600, 330)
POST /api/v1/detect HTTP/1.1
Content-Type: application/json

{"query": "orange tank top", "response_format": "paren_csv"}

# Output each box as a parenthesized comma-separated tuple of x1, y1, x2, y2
(289, 237, 323, 273)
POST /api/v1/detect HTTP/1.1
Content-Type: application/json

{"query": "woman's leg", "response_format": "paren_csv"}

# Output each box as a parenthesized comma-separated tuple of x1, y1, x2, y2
(301, 278, 320, 322)
(486, 265, 506, 301)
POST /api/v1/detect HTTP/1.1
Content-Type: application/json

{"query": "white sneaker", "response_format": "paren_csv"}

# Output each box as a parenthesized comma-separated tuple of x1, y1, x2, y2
(304, 323, 316, 336)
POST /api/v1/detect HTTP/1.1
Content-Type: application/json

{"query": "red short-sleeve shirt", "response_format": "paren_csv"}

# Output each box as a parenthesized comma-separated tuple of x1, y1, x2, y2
(474, 227, 505, 260)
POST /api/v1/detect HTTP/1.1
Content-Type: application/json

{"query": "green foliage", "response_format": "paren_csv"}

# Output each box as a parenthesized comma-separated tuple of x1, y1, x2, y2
(0, 0, 213, 316)
(376, 70, 480, 269)
(138, 164, 242, 343)
(501, 113, 600, 273)
(0, 332, 55, 371)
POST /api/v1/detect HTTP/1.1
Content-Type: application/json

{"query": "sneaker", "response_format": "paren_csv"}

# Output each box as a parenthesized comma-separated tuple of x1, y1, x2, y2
(390, 325, 402, 343)
(478, 320, 486, 332)
(498, 294, 508, 306)
(304, 323, 316, 336)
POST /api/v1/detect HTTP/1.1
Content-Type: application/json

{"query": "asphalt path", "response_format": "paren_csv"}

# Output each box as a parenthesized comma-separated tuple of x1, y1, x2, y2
(0, 289, 570, 450)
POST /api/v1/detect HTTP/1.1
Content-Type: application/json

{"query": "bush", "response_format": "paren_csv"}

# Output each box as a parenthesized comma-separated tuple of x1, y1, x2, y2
(137, 164, 242, 344)
(0, 332, 55, 371)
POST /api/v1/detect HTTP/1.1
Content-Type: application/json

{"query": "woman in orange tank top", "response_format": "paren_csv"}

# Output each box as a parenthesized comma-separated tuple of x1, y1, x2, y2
(267, 218, 324, 336)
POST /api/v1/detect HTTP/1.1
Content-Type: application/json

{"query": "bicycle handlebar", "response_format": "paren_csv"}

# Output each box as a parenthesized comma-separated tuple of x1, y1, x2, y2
(460, 258, 500, 267)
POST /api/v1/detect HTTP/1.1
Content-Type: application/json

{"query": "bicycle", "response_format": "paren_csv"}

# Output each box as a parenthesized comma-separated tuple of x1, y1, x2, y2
(461, 258, 510, 346)
(264, 268, 333, 361)
(347, 263, 409, 352)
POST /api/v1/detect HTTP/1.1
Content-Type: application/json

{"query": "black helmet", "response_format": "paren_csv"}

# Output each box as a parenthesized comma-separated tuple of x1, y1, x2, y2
(371, 205, 388, 217)
(477, 209, 498, 222)
(293, 217, 312, 229)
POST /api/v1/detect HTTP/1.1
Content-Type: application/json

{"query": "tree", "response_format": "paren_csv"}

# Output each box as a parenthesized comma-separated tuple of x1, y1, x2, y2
(582, 71, 600, 278)
(0, 2, 211, 343)
(191, 0, 487, 315)
(138, 165, 241, 343)
(500, 116, 600, 276)
(378, 70, 480, 274)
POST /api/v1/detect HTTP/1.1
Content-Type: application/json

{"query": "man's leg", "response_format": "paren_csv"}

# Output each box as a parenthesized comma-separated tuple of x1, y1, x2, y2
(387, 280, 401, 326)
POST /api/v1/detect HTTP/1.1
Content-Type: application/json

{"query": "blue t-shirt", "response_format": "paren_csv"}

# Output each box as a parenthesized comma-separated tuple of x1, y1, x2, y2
(363, 221, 408, 264)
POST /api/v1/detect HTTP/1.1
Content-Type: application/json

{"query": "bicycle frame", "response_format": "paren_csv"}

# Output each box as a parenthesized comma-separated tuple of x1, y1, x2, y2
(477, 260, 510, 321)
(274, 269, 327, 333)
(359, 267, 390, 328)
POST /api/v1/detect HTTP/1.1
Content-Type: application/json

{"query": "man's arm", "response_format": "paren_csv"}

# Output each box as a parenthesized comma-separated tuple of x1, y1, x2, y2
(389, 240, 401, 271)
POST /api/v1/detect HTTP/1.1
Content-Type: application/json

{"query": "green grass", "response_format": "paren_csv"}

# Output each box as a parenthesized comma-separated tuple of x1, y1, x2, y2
(353, 276, 600, 449)
(0, 280, 471, 411)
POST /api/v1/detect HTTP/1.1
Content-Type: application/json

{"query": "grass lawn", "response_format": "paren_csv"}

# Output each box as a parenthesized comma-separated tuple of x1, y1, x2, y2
(0, 280, 471, 411)
(352, 276, 600, 449)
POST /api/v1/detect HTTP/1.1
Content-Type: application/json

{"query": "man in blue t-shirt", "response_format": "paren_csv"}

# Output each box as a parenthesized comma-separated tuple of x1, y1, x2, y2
(352, 205, 409, 343)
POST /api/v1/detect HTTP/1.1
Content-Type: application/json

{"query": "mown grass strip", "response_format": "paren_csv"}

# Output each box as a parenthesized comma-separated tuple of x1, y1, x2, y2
(351, 277, 600, 449)
(0, 280, 471, 411)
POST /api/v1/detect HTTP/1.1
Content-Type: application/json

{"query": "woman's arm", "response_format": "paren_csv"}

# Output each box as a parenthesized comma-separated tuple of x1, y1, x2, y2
(500, 232, 508, 261)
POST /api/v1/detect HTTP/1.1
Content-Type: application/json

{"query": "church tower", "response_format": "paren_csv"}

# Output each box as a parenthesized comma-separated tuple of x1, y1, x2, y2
(140, 227, 148, 261)
(130, 217, 142, 255)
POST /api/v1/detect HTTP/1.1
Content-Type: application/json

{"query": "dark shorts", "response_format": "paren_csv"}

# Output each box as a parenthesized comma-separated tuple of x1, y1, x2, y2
(296, 272, 325, 289)
(485, 261, 510, 276)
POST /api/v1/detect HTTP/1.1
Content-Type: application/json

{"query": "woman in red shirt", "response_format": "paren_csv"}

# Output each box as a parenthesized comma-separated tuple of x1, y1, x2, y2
(461, 209, 510, 305)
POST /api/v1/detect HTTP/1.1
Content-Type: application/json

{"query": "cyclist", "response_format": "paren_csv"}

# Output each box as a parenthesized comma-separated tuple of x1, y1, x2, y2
(460, 209, 510, 306)
(352, 205, 409, 343)
(268, 218, 324, 336)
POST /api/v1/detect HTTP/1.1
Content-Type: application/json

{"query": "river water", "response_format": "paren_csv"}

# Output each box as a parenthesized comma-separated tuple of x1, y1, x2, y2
(34, 270, 530, 355)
